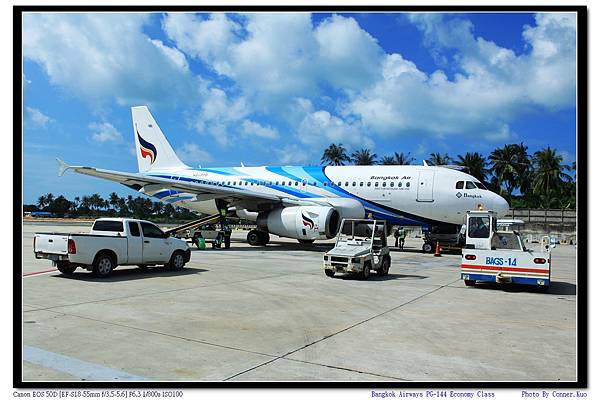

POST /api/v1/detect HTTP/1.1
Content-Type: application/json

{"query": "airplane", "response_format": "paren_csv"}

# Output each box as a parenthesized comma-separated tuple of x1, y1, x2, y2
(57, 106, 509, 246)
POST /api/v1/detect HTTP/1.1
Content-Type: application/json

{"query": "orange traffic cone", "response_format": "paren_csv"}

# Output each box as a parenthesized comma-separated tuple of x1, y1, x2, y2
(434, 241, 442, 257)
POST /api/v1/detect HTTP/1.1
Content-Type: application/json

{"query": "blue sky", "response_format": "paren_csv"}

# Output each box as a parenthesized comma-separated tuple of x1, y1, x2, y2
(22, 12, 577, 204)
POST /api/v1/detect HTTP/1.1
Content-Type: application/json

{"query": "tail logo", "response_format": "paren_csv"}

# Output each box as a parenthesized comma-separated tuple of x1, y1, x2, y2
(301, 212, 315, 230)
(137, 129, 157, 164)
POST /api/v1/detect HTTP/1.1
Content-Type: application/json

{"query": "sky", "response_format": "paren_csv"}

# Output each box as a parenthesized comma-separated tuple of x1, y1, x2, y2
(22, 11, 577, 204)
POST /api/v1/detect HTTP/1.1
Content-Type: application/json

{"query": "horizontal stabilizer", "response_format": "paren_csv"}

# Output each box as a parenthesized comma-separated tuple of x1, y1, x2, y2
(56, 158, 71, 177)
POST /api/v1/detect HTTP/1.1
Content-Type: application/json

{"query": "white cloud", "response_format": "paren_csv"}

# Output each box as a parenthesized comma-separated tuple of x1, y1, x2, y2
(88, 122, 123, 143)
(150, 39, 189, 72)
(297, 108, 373, 149)
(23, 13, 197, 107)
(346, 12, 576, 139)
(25, 107, 52, 127)
(275, 144, 310, 165)
(176, 143, 213, 165)
(241, 120, 279, 139)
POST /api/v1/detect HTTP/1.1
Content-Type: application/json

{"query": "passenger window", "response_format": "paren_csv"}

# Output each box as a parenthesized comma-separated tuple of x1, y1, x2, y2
(141, 222, 165, 239)
(367, 182, 371, 187)
(382, 182, 387, 187)
(275, 181, 279, 185)
(324, 182, 328, 187)
(406, 182, 410, 187)
(288, 181, 292, 186)
(352, 182, 356, 187)
(390, 182, 394, 187)
(359, 182, 363, 187)
(312, 181, 317, 186)
(466, 181, 476, 189)
(344, 182, 349, 187)
(338, 181, 342, 186)
(295, 182, 299, 186)
(456, 181, 464, 189)
(399, 182, 402, 187)
(375, 182, 379, 187)
(128, 222, 140, 237)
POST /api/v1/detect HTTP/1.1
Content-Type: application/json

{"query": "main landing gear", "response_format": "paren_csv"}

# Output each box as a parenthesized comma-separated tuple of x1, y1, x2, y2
(247, 229, 270, 246)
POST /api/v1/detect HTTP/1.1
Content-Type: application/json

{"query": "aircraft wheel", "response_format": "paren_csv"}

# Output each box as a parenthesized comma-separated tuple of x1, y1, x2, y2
(247, 230, 262, 246)
(258, 231, 270, 245)
(422, 242, 434, 253)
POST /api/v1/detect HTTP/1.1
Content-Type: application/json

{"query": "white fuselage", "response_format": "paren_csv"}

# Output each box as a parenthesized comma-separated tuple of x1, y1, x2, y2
(142, 165, 509, 227)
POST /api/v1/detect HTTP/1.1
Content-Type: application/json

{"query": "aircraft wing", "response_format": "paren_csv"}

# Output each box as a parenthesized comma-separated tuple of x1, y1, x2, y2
(57, 159, 323, 208)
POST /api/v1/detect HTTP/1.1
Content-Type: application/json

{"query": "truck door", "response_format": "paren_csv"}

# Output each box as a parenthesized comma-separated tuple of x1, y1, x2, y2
(417, 170, 435, 202)
(127, 221, 143, 264)
(140, 222, 171, 263)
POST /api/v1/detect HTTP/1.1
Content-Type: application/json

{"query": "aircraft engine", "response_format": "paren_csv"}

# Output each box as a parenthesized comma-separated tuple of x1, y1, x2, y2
(257, 206, 341, 240)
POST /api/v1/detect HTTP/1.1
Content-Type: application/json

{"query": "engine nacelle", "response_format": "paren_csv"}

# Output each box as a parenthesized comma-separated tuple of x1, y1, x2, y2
(257, 206, 340, 240)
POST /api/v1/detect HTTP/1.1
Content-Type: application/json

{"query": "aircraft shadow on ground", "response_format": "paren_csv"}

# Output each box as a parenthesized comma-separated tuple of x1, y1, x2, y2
(471, 280, 576, 295)
(52, 266, 207, 282)
(191, 243, 335, 253)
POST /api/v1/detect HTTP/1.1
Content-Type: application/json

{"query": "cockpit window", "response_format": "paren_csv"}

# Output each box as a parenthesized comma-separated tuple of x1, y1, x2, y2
(474, 182, 487, 190)
(455, 181, 464, 189)
(465, 181, 476, 189)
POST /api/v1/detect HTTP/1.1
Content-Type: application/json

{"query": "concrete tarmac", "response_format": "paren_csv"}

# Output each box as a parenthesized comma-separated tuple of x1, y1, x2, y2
(21, 223, 578, 382)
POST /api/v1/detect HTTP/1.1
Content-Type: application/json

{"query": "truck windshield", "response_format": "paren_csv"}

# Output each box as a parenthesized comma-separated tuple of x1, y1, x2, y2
(339, 220, 374, 241)
(92, 220, 124, 232)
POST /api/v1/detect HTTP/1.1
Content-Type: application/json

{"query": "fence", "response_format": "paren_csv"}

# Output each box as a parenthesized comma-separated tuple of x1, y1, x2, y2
(507, 209, 576, 224)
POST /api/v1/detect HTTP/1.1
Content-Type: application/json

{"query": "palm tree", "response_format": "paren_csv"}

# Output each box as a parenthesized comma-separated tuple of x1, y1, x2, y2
(379, 155, 396, 165)
(532, 147, 571, 207)
(351, 149, 377, 165)
(488, 145, 519, 197)
(37, 194, 47, 209)
(456, 152, 488, 183)
(427, 152, 453, 166)
(394, 152, 415, 165)
(321, 143, 350, 166)
(513, 142, 532, 194)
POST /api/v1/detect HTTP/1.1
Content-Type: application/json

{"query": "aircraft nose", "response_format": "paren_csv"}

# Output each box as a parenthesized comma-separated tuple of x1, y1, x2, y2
(493, 194, 510, 217)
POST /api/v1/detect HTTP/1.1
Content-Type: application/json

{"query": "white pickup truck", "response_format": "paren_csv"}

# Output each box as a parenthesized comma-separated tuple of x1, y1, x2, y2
(33, 218, 191, 278)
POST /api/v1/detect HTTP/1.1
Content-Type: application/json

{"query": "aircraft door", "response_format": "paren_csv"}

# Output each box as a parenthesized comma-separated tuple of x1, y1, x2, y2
(417, 170, 435, 202)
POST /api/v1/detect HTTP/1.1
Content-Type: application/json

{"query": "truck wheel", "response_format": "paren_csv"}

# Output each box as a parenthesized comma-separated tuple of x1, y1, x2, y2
(167, 251, 186, 271)
(359, 262, 371, 280)
(378, 256, 391, 276)
(325, 269, 335, 278)
(93, 253, 115, 278)
(422, 242, 434, 253)
(464, 279, 475, 287)
(56, 261, 76, 274)
(298, 239, 314, 244)
(247, 230, 261, 246)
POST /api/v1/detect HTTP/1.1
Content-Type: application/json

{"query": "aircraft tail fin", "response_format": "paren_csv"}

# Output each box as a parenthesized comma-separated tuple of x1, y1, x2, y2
(131, 106, 189, 173)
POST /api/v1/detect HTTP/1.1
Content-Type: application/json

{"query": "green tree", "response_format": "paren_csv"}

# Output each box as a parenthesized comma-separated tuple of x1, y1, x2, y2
(321, 143, 350, 166)
(379, 155, 396, 165)
(427, 152, 453, 166)
(393, 152, 415, 165)
(351, 148, 377, 165)
(456, 152, 488, 183)
(488, 145, 519, 198)
(531, 147, 571, 208)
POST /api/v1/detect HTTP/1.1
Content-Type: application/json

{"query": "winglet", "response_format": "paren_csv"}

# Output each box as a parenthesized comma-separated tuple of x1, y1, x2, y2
(57, 158, 70, 177)
(240, 162, 245, 167)
(423, 160, 429, 166)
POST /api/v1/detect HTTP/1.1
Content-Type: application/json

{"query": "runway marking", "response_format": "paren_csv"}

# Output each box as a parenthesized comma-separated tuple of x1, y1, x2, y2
(23, 269, 57, 277)
(23, 345, 150, 381)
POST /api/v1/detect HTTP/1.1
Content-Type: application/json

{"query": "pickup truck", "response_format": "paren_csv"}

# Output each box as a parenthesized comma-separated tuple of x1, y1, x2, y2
(33, 218, 191, 278)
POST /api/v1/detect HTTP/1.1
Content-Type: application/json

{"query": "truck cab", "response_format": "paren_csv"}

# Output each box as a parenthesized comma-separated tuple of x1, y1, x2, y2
(461, 210, 552, 288)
